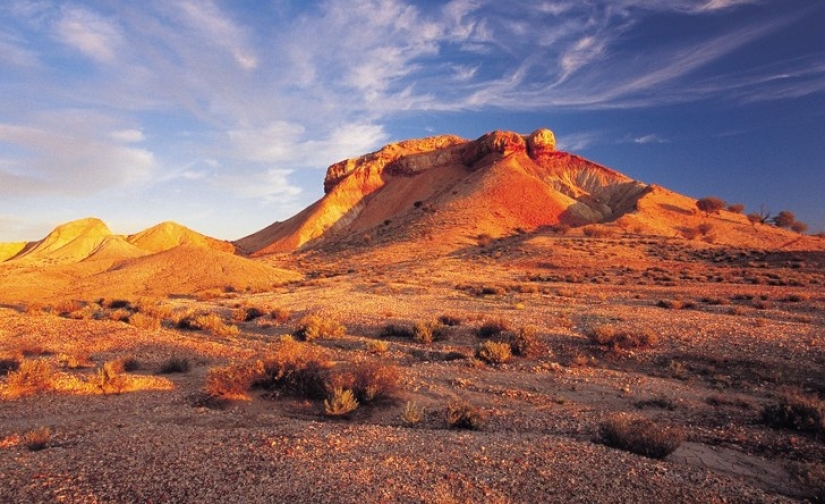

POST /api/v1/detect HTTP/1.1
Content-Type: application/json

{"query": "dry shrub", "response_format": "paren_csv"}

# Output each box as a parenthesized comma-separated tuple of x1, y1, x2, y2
(129, 312, 161, 331)
(475, 318, 510, 339)
(380, 324, 414, 339)
(196, 313, 240, 337)
(586, 325, 657, 350)
(656, 299, 695, 310)
(23, 427, 51, 451)
(324, 388, 359, 417)
(233, 307, 265, 322)
(446, 401, 485, 430)
(0, 356, 21, 375)
(6, 359, 55, 396)
(205, 362, 262, 398)
(412, 321, 447, 344)
(109, 308, 132, 322)
(365, 340, 389, 354)
(256, 338, 331, 399)
(114, 356, 141, 372)
(265, 308, 289, 324)
(761, 394, 824, 434)
(400, 401, 426, 427)
(53, 299, 84, 316)
(57, 353, 90, 369)
(159, 357, 190, 374)
(597, 414, 685, 459)
(475, 340, 512, 364)
(583, 225, 612, 238)
(438, 314, 462, 327)
(509, 325, 542, 357)
(293, 314, 346, 341)
(92, 362, 128, 395)
(351, 361, 399, 403)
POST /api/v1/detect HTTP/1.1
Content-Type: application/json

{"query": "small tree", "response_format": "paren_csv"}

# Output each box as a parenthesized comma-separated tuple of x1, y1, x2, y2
(696, 197, 726, 216)
(772, 210, 796, 229)
(727, 203, 745, 214)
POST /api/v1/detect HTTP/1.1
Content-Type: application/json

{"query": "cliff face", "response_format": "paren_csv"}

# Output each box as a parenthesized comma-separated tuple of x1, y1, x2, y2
(237, 128, 650, 255)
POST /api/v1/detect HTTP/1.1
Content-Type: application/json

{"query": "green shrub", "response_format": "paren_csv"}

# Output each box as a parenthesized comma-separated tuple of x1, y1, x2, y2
(293, 314, 346, 341)
(446, 401, 485, 430)
(761, 394, 824, 433)
(324, 388, 359, 417)
(597, 414, 685, 459)
(475, 341, 512, 364)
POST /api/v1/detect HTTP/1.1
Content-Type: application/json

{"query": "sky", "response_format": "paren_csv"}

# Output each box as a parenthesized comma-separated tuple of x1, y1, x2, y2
(1, 0, 824, 242)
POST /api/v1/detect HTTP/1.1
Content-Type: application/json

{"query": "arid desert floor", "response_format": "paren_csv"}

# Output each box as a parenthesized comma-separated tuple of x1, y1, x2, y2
(1, 234, 824, 503)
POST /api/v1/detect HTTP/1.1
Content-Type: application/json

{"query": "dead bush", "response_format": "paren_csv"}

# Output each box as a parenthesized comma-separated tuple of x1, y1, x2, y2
(438, 314, 462, 327)
(293, 314, 346, 341)
(365, 340, 389, 354)
(352, 361, 399, 403)
(475, 340, 512, 365)
(129, 312, 161, 330)
(509, 325, 542, 357)
(475, 318, 510, 339)
(446, 401, 485, 430)
(271, 308, 292, 323)
(380, 323, 414, 339)
(23, 427, 51, 451)
(586, 325, 657, 350)
(205, 362, 262, 398)
(761, 394, 824, 434)
(159, 357, 190, 374)
(6, 359, 55, 396)
(597, 414, 685, 459)
(412, 321, 447, 344)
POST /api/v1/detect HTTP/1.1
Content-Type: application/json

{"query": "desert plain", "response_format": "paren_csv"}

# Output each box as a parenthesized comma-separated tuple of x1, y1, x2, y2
(0, 129, 823, 503)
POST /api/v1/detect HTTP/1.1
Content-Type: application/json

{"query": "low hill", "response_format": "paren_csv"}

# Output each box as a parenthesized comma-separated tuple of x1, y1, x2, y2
(127, 221, 235, 254)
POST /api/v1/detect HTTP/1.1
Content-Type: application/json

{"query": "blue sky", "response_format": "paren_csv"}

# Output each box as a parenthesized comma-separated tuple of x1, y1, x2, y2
(1, 0, 824, 241)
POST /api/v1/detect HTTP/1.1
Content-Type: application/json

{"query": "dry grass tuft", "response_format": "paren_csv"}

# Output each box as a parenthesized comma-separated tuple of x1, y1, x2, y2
(365, 339, 389, 354)
(412, 320, 448, 344)
(400, 401, 426, 427)
(324, 388, 359, 417)
(597, 413, 685, 459)
(129, 312, 162, 331)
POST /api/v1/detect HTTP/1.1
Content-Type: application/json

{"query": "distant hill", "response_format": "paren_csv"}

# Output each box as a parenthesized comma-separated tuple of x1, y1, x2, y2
(237, 128, 821, 254)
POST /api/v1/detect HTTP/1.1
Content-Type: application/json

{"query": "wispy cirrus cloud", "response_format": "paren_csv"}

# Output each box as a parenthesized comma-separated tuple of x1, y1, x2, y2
(54, 5, 122, 63)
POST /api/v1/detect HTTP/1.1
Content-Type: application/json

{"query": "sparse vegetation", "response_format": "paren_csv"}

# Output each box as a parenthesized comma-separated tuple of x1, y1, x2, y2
(508, 325, 542, 357)
(446, 401, 485, 430)
(761, 394, 824, 434)
(475, 340, 512, 364)
(596, 414, 685, 459)
(23, 427, 51, 451)
(400, 401, 426, 427)
(696, 197, 726, 216)
(365, 339, 389, 354)
(586, 325, 658, 350)
(293, 314, 346, 341)
(412, 320, 447, 344)
(475, 318, 510, 339)
(159, 357, 191, 374)
(324, 388, 359, 417)
(6, 359, 55, 396)
(205, 362, 261, 398)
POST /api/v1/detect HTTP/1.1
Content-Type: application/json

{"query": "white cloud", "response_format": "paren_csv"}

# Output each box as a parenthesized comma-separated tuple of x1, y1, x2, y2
(111, 129, 145, 143)
(633, 134, 668, 144)
(556, 131, 601, 151)
(173, 0, 258, 70)
(54, 5, 122, 63)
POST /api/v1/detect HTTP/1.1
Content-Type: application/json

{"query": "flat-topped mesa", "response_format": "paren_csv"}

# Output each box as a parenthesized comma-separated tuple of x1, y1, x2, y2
(323, 129, 556, 193)
(323, 135, 465, 193)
